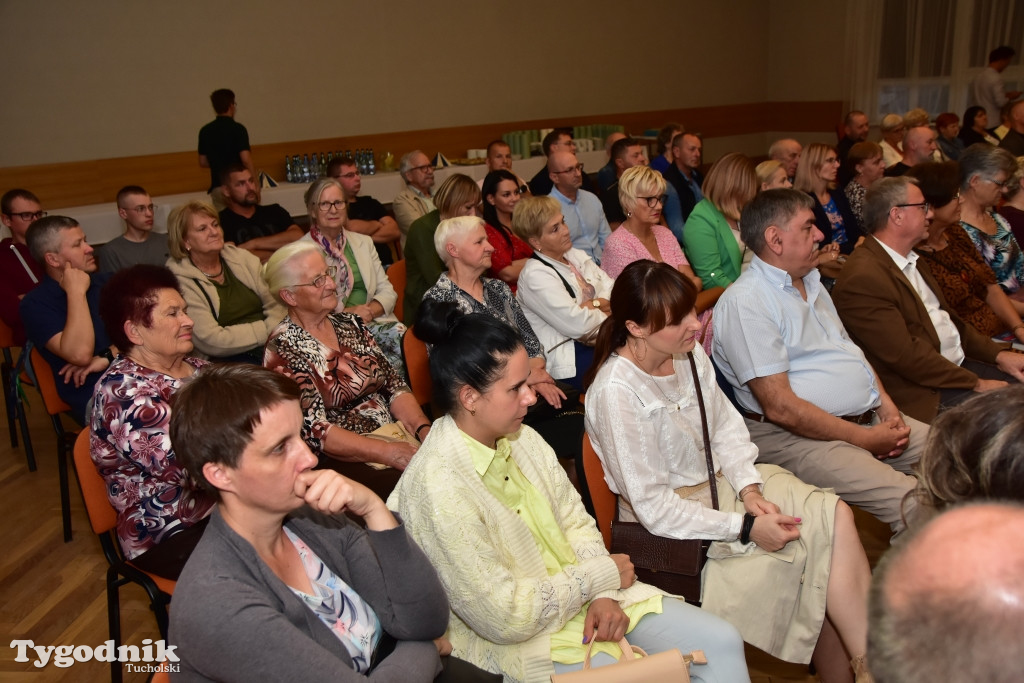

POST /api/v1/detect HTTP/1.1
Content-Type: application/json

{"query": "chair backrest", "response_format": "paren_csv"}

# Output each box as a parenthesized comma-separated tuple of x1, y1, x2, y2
(402, 325, 432, 409)
(0, 317, 14, 348)
(72, 428, 117, 535)
(386, 259, 407, 323)
(581, 433, 617, 550)
(29, 347, 72, 416)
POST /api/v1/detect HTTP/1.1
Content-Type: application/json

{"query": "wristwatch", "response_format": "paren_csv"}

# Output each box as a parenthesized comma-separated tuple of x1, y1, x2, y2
(591, 299, 601, 308)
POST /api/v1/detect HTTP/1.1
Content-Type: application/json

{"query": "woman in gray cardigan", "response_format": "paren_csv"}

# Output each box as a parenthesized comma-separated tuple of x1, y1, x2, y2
(167, 363, 497, 682)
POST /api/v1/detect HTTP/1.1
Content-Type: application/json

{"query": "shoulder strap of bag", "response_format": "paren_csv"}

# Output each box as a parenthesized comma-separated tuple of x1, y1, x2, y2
(530, 252, 576, 299)
(688, 351, 718, 510)
(191, 278, 218, 317)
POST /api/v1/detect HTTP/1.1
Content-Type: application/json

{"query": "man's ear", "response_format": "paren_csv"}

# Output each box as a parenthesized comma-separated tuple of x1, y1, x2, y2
(764, 225, 784, 255)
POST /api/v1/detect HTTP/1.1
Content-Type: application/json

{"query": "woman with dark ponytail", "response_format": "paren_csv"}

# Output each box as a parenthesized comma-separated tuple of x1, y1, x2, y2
(584, 260, 876, 682)
(388, 298, 749, 683)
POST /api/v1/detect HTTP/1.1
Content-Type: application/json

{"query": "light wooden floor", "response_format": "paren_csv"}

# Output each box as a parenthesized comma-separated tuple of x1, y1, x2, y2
(0, 372, 892, 683)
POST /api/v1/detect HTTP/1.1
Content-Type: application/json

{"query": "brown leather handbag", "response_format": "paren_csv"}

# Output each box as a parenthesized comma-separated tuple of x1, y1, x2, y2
(549, 638, 706, 683)
(609, 352, 716, 605)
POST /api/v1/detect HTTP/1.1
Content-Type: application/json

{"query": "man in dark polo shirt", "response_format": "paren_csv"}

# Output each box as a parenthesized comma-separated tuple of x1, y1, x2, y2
(218, 165, 302, 262)
(198, 89, 256, 210)
(328, 156, 400, 265)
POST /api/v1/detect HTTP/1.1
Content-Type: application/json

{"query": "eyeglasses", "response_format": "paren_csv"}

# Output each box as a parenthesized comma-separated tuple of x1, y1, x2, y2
(129, 204, 156, 214)
(332, 171, 360, 180)
(4, 211, 47, 222)
(895, 202, 931, 213)
(982, 177, 1012, 189)
(408, 164, 433, 174)
(292, 266, 337, 289)
(637, 195, 668, 208)
(317, 199, 346, 212)
(552, 163, 584, 175)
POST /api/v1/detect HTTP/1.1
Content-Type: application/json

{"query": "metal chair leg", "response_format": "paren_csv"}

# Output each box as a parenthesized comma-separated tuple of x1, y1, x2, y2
(2, 351, 16, 448)
(108, 566, 124, 683)
(54, 417, 73, 542)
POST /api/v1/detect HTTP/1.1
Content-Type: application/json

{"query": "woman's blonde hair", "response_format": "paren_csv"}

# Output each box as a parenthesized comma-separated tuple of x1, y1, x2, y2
(793, 143, 836, 193)
(618, 165, 667, 216)
(434, 216, 485, 265)
(167, 201, 218, 261)
(511, 195, 561, 244)
(702, 153, 757, 221)
(262, 240, 324, 306)
(755, 160, 785, 188)
(434, 174, 482, 220)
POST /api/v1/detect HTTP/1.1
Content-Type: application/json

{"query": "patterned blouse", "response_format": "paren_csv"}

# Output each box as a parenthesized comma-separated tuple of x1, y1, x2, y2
(845, 181, 867, 228)
(422, 273, 543, 358)
(484, 223, 533, 292)
(960, 213, 1024, 295)
(284, 527, 381, 673)
(915, 227, 1003, 336)
(90, 355, 214, 560)
(263, 313, 411, 453)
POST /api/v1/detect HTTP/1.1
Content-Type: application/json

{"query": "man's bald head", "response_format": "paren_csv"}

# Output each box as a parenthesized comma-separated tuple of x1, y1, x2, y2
(902, 126, 938, 166)
(769, 139, 802, 177)
(548, 150, 583, 195)
(869, 503, 1024, 683)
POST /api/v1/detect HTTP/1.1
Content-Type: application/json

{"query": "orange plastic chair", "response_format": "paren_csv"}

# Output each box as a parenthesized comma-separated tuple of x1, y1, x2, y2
(402, 325, 432, 414)
(73, 429, 176, 683)
(386, 259, 407, 323)
(28, 347, 78, 541)
(0, 318, 34, 469)
(581, 433, 618, 550)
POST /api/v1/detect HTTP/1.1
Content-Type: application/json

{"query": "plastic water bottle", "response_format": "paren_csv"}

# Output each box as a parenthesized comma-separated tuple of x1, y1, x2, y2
(368, 148, 376, 175)
(285, 155, 293, 183)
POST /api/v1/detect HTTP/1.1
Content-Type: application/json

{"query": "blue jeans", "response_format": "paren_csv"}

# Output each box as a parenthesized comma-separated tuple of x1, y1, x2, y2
(551, 598, 750, 682)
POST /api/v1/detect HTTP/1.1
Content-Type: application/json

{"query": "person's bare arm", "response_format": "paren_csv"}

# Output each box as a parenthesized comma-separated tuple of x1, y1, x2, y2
(748, 372, 909, 457)
(238, 225, 304, 255)
(984, 283, 1024, 344)
(46, 264, 96, 366)
(347, 216, 400, 244)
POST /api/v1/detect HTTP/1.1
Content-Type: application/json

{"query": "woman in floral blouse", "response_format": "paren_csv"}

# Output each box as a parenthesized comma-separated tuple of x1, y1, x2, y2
(263, 241, 432, 498)
(90, 265, 214, 575)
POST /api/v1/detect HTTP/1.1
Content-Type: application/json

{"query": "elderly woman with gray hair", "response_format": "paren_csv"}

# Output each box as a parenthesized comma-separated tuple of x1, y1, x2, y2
(421, 215, 587, 469)
(262, 240, 432, 498)
(302, 177, 405, 374)
(166, 201, 284, 362)
(959, 144, 1024, 300)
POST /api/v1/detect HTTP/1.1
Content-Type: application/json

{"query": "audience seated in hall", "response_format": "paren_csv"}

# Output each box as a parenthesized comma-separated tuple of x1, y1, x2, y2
(328, 155, 400, 267)
(831, 176, 1024, 424)
(769, 138, 802, 185)
(885, 126, 939, 177)
(547, 150, 611, 264)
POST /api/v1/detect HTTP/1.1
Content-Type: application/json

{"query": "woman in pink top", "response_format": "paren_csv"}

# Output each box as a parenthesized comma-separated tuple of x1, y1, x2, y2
(600, 166, 703, 285)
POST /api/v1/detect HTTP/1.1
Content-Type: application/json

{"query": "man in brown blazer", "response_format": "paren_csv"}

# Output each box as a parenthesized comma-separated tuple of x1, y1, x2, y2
(832, 176, 1024, 423)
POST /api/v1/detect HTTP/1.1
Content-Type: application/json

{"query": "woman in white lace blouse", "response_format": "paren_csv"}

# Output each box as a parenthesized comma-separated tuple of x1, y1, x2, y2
(583, 260, 874, 683)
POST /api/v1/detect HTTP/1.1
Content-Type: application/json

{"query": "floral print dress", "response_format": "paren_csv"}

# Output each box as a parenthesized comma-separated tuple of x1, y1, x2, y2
(90, 355, 214, 560)
(960, 213, 1024, 296)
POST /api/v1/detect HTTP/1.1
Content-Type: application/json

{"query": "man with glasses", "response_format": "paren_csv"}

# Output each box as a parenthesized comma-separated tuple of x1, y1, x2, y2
(715, 189, 926, 535)
(99, 186, 169, 273)
(328, 156, 399, 266)
(547, 150, 610, 264)
(217, 165, 301, 262)
(885, 126, 938, 177)
(832, 177, 1024, 423)
(0, 188, 46, 344)
(392, 150, 436, 248)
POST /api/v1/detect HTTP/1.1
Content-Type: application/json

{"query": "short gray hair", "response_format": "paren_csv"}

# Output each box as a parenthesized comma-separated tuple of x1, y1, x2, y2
(739, 189, 814, 256)
(959, 144, 1017, 191)
(262, 240, 324, 306)
(400, 150, 426, 180)
(434, 215, 485, 265)
(863, 177, 916, 234)
(26, 215, 79, 264)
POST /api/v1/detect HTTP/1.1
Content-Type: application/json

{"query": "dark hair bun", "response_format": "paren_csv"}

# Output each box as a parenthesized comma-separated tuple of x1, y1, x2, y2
(413, 298, 464, 346)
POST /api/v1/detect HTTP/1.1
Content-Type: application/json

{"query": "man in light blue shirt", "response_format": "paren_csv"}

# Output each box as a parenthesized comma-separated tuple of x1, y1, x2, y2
(548, 150, 611, 264)
(713, 189, 926, 533)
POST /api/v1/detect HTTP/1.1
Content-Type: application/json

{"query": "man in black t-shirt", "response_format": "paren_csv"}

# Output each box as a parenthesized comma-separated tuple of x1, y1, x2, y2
(328, 156, 400, 265)
(218, 165, 302, 262)
(198, 89, 257, 210)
